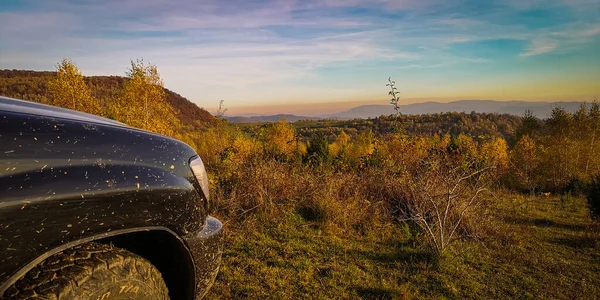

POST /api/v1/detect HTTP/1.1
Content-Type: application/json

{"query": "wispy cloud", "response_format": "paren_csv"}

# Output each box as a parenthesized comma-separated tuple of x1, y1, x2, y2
(582, 25, 600, 37)
(520, 39, 559, 56)
(1, 0, 599, 109)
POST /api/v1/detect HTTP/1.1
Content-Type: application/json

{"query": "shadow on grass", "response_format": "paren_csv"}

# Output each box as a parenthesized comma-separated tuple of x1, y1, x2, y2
(354, 276, 453, 300)
(354, 287, 399, 300)
(297, 206, 327, 222)
(349, 240, 436, 271)
(550, 237, 598, 249)
(355, 247, 432, 265)
(505, 217, 587, 231)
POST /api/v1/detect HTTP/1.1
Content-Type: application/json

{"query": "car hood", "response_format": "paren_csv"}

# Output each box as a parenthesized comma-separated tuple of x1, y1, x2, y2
(0, 96, 126, 128)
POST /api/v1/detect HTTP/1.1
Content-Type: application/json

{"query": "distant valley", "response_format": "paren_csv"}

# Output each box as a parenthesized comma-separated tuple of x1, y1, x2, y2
(225, 114, 321, 123)
(225, 100, 588, 122)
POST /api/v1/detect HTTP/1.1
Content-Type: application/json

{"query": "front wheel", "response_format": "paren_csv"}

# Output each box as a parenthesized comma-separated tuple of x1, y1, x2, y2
(3, 242, 169, 300)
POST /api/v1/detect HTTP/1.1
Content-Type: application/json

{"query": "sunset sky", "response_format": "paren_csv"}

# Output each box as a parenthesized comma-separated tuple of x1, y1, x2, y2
(1, 0, 599, 116)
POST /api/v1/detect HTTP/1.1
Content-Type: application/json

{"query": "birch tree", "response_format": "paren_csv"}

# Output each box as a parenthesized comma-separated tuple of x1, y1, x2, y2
(48, 58, 101, 115)
(114, 59, 179, 136)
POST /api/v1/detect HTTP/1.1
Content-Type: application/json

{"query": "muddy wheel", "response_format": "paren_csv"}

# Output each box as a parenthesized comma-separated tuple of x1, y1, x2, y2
(3, 242, 169, 299)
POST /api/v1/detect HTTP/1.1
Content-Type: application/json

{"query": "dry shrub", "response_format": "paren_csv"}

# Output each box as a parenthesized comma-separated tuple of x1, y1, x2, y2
(212, 154, 391, 233)
(393, 152, 494, 257)
(213, 158, 302, 217)
(360, 136, 497, 257)
(295, 170, 391, 233)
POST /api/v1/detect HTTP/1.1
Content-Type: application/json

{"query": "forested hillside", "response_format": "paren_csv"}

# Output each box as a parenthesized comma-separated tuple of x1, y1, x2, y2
(285, 112, 522, 142)
(0, 69, 216, 131)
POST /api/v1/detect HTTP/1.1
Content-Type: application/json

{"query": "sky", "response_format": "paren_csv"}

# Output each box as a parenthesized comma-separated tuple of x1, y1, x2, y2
(0, 0, 599, 116)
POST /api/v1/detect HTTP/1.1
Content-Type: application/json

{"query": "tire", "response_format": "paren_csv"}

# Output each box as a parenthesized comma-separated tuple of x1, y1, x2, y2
(3, 242, 169, 300)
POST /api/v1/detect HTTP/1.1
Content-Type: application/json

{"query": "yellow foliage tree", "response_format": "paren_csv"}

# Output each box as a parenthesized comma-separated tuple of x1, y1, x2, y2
(329, 130, 350, 157)
(113, 59, 179, 136)
(262, 120, 297, 159)
(511, 135, 541, 196)
(348, 130, 375, 161)
(387, 135, 428, 167)
(48, 58, 101, 115)
(453, 134, 477, 158)
(432, 133, 452, 150)
(195, 123, 240, 167)
(480, 137, 509, 170)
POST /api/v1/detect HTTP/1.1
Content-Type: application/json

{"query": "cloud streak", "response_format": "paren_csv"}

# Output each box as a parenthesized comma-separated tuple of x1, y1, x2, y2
(1, 0, 599, 110)
(521, 39, 559, 56)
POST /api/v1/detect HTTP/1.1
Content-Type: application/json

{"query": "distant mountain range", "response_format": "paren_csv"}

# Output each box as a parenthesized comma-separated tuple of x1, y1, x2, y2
(225, 100, 588, 123)
(328, 100, 586, 119)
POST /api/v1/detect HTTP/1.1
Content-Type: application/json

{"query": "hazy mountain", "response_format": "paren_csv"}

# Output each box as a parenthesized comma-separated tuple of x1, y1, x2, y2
(225, 114, 321, 123)
(224, 100, 588, 123)
(327, 100, 587, 119)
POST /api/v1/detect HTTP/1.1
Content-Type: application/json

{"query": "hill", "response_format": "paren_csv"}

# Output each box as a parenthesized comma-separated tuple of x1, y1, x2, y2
(328, 100, 586, 119)
(0, 69, 216, 130)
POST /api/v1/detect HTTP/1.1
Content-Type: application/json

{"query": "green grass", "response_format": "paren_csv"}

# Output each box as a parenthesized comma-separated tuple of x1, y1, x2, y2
(207, 194, 600, 299)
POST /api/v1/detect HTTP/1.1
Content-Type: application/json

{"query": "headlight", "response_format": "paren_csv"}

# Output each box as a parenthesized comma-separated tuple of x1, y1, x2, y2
(190, 156, 209, 202)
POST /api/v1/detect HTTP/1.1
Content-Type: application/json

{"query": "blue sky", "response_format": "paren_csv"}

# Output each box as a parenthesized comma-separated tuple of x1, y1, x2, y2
(0, 0, 599, 115)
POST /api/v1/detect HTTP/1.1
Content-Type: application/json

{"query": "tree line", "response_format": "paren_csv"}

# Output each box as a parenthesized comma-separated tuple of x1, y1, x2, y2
(509, 104, 600, 194)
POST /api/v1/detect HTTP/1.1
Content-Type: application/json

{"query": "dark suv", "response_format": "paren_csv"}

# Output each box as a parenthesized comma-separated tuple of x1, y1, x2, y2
(0, 96, 222, 299)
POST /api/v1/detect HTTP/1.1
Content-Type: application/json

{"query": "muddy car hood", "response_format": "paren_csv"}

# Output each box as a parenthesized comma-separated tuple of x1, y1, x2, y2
(0, 96, 208, 287)
(0, 96, 126, 128)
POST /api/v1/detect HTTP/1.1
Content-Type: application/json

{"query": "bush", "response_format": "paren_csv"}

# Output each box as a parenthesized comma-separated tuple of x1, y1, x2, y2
(586, 174, 600, 221)
(393, 147, 494, 258)
(305, 133, 330, 166)
(566, 177, 587, 196)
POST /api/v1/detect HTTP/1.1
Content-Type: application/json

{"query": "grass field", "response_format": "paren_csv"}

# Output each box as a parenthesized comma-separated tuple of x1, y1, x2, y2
(207, 194, 600, 299)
